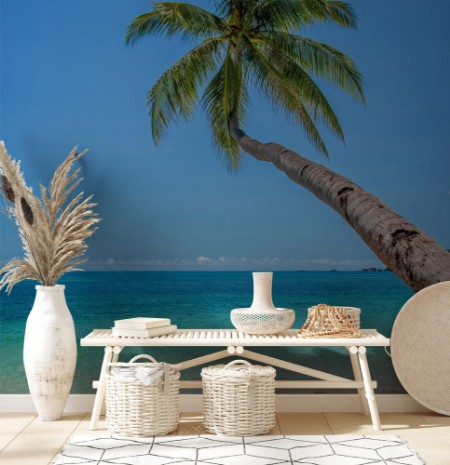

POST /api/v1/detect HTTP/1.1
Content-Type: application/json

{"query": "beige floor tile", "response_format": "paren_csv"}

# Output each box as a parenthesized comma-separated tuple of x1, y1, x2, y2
(74, 413, 182, 437)
(277, 413, 332, 435)
(176, 412, 281, 435)
(1, 411, 449, 465)
(419, 412, 450, 446)
(395, 430, 450, 465)
(270, 415, 281, 435)
(0, 413, 36, 451)
(0, 413, 84, 465)
(176, 412, 208, 435)
(379, 412, 425, 432)
(70, 413, 108, 436)
(420, 411, 450, 427)
(376, 413, 449, 465)
(324, 412, 385, 434)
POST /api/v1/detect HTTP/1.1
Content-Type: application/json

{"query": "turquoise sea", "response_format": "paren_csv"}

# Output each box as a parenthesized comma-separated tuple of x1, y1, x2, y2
(0, 271, 413, 394)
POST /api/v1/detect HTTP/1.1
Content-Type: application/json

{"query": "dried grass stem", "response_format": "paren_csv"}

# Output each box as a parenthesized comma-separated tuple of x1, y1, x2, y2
(0, 142, 100, 292)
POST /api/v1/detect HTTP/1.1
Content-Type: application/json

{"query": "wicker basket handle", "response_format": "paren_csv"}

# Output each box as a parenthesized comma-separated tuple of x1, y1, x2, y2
(128, 354, 158, 364)
(224, 359, 253, 369)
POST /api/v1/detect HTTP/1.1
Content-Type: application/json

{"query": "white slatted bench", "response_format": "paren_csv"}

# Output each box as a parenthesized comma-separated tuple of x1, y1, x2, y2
(81, 328, 390, 431)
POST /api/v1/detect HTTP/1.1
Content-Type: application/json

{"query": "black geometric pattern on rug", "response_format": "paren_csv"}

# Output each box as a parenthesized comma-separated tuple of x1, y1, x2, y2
(52, 434, 425, 465)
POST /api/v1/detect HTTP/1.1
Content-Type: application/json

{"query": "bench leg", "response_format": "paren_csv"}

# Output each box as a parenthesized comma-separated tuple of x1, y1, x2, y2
(89, 346, 119, 430)
(357, 346, 382, 431)
(349, 346, 369, 415)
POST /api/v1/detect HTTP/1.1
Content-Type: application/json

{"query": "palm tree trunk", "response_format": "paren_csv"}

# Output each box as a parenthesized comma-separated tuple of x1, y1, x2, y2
(230, 119, 450, 292)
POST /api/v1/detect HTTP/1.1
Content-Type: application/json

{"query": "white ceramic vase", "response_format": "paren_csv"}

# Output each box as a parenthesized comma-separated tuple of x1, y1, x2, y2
(250, 272, 276, 310)
(23, 285, 77, 420)
(230, 272, 295, 335)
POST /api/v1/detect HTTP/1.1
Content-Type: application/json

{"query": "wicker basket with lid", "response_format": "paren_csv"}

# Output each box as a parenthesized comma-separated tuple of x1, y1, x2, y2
(201, 360, 276, 436)
(105, 354, 180, 436)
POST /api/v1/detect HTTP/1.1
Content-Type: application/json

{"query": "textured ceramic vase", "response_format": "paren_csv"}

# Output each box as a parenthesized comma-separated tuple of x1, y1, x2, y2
(231, 272, 295, 335)
(23, 285, 77, 420)
(250, 272, 276, 310)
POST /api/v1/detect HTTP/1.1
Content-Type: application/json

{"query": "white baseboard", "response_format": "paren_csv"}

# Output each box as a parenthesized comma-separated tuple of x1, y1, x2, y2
(0, 393, 429, 414)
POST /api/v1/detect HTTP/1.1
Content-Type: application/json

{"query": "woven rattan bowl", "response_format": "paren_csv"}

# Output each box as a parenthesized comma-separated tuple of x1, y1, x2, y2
(306, 305, 361, 330)
(230, 307, 295, 335)
(391, 281, 450, 415)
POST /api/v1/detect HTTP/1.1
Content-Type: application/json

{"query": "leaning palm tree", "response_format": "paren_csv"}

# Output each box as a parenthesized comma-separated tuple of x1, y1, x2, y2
(126, 0, 450, 292)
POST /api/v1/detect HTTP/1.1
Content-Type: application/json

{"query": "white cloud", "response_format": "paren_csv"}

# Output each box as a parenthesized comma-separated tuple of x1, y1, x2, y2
(85, 255, 381, 271)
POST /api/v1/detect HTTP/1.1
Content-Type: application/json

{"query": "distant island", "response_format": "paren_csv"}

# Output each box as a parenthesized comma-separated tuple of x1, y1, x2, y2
(326, 268, 392, 272)
(298, 268, 393, 272)
(361, 267, 392, 272)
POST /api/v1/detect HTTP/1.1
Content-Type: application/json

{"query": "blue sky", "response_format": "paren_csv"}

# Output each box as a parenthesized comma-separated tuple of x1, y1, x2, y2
(1, 0, 449, 271)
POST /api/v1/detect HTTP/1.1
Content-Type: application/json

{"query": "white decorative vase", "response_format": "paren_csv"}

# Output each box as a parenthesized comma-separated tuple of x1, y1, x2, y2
(231, 272, 295, 335)
(250, 272, 276, 310)
(23, 285, 77, 420)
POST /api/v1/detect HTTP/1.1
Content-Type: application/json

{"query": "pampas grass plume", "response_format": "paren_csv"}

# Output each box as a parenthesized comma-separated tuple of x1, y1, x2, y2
(0, 142, 100, 293)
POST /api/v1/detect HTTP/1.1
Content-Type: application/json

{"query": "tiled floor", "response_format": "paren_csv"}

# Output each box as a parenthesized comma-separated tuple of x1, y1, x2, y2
(0, 412, 449, 465)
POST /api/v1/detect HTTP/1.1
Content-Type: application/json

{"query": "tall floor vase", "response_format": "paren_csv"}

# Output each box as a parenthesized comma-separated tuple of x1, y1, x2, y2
(23, 285, 77, 420)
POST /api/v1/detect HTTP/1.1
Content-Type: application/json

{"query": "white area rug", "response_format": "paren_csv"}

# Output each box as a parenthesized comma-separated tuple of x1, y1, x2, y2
(52, 435, 425, 465)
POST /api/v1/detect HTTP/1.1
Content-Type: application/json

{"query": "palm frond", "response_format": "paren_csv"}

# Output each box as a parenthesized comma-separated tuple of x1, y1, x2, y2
(126, 2, 227, 44)
(149, 39, 224, 144)
(263, 32, 364, 102)
(247, 0, 357, 32)
(201, 47, 247, 169)
(127, 0, 364, 161)
(324, 1, 357, 28)
(243, 37, 329, 155)
(251, 0, 319, 31)
(256, 39, 345, 140)
(213, 0, 256, 19)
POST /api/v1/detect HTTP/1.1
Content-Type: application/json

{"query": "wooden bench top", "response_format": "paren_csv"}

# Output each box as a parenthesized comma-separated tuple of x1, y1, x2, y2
(81, 328, 390, 347)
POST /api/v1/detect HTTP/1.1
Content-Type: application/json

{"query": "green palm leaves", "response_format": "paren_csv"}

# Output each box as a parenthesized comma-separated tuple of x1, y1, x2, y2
(147, 39, 224, 145)
(203, 49, 248, 168)
(126, 3, 227, 43)
(127, 0, 364, 167)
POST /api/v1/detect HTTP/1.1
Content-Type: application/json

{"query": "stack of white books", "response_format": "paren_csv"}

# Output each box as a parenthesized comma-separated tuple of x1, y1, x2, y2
(112, 317, 177, 338)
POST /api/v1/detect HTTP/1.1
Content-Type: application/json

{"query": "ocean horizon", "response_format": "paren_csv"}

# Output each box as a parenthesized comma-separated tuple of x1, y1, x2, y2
(0, 270, 413, 394)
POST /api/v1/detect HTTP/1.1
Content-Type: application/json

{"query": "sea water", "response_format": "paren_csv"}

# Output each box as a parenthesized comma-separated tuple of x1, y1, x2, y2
(0, 271, 413, 394)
